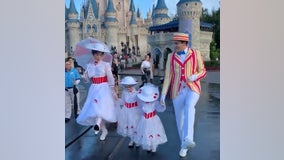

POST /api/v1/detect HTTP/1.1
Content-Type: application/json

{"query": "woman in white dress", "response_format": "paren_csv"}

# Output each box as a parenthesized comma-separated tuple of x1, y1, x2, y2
(76, 43, 118, 141)
(116, 76, 142, 148)
(134, 84, 167, 153)
(140, 53, 154, 87)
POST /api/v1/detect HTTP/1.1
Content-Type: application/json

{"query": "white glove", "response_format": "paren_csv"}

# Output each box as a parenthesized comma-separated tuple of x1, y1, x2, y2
(111, 87, 118, 100)
(188, 74, 198, 82)
(74, 79, 80, 85)
(160, 94, 166, 106)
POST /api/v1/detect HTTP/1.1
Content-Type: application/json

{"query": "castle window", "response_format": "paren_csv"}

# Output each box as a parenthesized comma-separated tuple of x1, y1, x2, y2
(186, 3, 188, 6)
(195, 3, 197, 5)
(92, 25, 97, 32)
(87, 24, 91, 32)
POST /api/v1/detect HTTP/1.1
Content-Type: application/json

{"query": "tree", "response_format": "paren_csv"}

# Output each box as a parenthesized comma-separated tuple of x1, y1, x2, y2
(201, 8, 220, 49)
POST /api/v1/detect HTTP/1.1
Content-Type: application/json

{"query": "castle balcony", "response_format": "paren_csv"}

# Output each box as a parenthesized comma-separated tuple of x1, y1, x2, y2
(148, 32, 173, 45)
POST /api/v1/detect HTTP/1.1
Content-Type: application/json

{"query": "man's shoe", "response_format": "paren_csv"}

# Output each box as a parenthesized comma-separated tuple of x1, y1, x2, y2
(65, 118, 70, 123)
(179, 148, 188, 158)
(181, 139, 196, 149)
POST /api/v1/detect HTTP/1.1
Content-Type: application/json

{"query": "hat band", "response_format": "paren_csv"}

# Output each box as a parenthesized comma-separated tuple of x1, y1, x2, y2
(173, 35, 188, 41)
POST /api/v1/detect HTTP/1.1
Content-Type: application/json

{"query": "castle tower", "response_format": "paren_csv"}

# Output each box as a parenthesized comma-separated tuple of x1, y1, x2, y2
(144, 9, 152, 26)
(129, 10, 137, 49)
(177, 0, 202, 49)
(152, 0, 171, 26)
(105, 0, 119, 48)
(66, 0, 81, 56)
(81, 0, 101, 39)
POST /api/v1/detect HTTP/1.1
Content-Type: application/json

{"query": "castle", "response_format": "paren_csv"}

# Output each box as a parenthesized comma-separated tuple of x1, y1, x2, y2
(65, 0, 214, 69)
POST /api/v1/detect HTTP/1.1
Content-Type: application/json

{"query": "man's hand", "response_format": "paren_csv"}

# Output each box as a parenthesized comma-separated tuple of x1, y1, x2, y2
(160, 94, 166, 106)
(188, 74, 198, 82)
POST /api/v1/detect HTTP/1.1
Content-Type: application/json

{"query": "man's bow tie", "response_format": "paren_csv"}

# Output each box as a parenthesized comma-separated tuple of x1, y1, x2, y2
(177, 51, 185, 55)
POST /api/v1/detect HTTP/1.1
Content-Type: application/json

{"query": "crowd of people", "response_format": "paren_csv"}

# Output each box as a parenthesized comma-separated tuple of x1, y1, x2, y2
(65, 32, 207, 157)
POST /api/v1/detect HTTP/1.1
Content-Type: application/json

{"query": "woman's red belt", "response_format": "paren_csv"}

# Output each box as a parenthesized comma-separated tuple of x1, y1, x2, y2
(91, 76, 107, 84)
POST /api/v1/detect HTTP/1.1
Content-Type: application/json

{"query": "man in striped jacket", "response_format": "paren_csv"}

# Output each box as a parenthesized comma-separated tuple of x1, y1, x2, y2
(160, 32, 207, 158)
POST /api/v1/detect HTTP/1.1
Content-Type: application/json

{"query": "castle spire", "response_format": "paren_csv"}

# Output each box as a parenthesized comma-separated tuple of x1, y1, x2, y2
(137, 7, 141, 18)
(152, 0, 170, 25)
(155, 0, 168, 10)
(130, 11, 137, 25)
(106, 0, 116, 13)
(69, 0, 78, 15)
(84, 0, 99, 19)
(129, 0, 136, 12)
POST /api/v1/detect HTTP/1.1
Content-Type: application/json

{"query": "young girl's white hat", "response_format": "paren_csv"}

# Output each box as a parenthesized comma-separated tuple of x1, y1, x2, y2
(120, 76, 138, 86)
(137, 84, 159, 102)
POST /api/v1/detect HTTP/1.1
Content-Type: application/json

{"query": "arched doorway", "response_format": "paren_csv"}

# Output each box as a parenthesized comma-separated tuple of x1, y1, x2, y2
(163, 48, 173, 69)
(152, 48, 162, 69)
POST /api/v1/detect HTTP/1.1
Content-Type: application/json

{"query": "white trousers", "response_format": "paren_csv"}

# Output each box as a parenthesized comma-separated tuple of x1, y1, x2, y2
(172, 86, 199, 144)
(65, 88, 81, 118)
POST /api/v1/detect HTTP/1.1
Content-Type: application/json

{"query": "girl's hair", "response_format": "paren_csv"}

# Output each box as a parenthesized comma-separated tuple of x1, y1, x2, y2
(92, 50, 104, 55)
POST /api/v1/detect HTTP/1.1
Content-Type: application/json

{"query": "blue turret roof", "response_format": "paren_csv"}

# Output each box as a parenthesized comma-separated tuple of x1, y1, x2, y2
(153, 0, 169, 20)
(69, 0, 78, 15)
(65, 4, 68, 20)
(149, 19, 214, 31)
(177, 0, 201, 5)
(105, 0, 118, 23)
(151, 4, 155, 18)
(130, 11, 137, 25)
(155, 0, 168, 10)
(106, 0, 116, 13)
(129, 0, 136, 12)
(137, 8, 141, 18)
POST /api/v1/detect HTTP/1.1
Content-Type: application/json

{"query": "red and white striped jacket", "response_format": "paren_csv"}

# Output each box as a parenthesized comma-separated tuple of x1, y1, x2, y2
(161, 47, 207, 99)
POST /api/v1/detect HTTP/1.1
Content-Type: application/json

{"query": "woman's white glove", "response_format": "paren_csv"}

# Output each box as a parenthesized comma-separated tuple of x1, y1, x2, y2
(111, 87, 118, 100)
(160, 94, 166, 106)
(188, 74, 198, 82)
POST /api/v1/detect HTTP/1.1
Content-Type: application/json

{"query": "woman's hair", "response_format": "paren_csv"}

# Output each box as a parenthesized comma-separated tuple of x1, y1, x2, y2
(92, 50, 104, 55)
(147, 53, 151, 58)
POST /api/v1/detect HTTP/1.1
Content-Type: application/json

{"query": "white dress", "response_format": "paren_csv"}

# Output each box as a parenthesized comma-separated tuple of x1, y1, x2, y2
(140, 60, 153, 79)
(117, 89, 142, 139)
(76, 61, 117, 126)
(134, 101, 167, 150)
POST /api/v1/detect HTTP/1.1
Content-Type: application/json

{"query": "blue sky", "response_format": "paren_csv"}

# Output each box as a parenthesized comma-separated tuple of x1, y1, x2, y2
(66, 0, 220, 18)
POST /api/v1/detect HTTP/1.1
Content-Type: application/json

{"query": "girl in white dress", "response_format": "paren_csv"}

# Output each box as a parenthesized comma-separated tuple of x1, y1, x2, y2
(116, 76, 142, 148)
(76, 43, 118, 141)
(134, 84, 167, 153)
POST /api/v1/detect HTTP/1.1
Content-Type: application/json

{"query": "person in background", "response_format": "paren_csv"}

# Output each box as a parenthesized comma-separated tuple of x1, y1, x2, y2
(160, 32, 207, 158)
(65, 59, 81, 122)
(67, 57, 81, 118)
(140, 53, 154, 87)
(111, 52, 119, 86)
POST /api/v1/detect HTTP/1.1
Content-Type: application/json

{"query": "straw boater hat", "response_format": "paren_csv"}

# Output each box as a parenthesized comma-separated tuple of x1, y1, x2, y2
(120, 76, 138, 86)
(172, 32, 189, 42)
(86, 42, 110, 53)
(137, 84, 160, 102)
